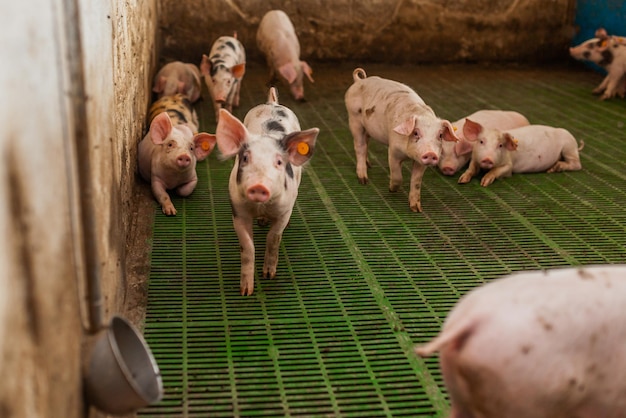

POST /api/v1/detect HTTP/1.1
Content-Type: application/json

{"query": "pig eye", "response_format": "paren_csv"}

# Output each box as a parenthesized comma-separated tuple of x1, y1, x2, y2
(167, 142, 174, 148)
(275, 155, 284, 167)
(498, 143, 503, 148)
(479, 140, 484, 145)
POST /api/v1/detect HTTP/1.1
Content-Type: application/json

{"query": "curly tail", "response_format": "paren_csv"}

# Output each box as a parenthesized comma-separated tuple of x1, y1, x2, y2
(578, 140, 585, 151)
(353, 68, 367, 82)
(267, 87, 279, 104)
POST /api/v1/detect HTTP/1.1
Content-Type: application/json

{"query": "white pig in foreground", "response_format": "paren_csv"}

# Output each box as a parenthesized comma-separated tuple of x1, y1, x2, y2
(458, 121, 583, 187)
(257, 10, 314, 101)
(439, 110, 530, 176)
(216, 88, 319, 295)
(344, 68, 459, 212)
(416, 265, 626, 418)
(138, 98, 216, 215)
(201, 34, 246, 118)
(153, 61, 202, 103)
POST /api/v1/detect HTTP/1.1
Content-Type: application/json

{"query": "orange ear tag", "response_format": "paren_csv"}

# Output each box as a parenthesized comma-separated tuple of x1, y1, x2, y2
(297, 142, 309, 155)
(201, 141, 211, 151)
(453, 126, 458, 131)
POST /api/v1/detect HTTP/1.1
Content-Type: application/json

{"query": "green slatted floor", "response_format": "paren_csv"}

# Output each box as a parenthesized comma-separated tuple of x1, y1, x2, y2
(138, 62, 626, 417)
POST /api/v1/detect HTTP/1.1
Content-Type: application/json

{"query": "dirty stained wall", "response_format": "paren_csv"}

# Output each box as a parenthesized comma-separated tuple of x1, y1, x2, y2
(159, 0, 576, 65)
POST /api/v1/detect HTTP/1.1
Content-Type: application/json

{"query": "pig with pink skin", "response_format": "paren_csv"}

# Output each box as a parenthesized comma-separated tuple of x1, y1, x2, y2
(458, 121, 583, 187)
(201, 34, 246, 118)
(569, 28, 626, 100)
(216, 88, 319, 296)
(152, 61, 202, 103)
(416, 265, 626, 418)
(257, 10, 314, 101)
(344, 68, 459, 212)
(439, 110, 530, 176)
(138, 110, 216, 216)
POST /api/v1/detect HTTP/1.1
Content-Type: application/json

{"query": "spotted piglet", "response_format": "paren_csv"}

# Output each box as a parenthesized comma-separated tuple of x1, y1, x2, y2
(344, 68, 459, 212)
(216, 88, 319, 296)
(201, 33, 246, 118)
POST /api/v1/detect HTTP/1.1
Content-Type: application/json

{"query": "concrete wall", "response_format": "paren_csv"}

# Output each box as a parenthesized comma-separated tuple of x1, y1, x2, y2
(0, 0, 157, 416)
(159, 0, 577, 66)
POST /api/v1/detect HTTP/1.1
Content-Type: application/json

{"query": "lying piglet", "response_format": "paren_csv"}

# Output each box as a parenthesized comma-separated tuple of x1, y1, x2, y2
(216, 88, 319, 295)
(201, 33, 246, 119)
(147, 93, 200, 133)
(416, 265, 626, 418)
(439, 110, 529, 176)
(257, 10, 314, 101)
(138, 111, 216, 216)
(569, 28, 626, 100)
(458, 120, 583, 187)
(345, 68, 459, 212)
(153, 61, 202, 103)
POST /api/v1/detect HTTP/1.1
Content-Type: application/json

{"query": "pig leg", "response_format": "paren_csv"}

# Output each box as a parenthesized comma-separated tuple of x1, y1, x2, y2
(592, 75, 609, 95)
(408, 161, 426, 212)
(458, 160, 481, 184)
(599, 70, 626, 100)
(388, 148, 405, 192)
(233, 216, 256, 296)
(349, 119, 370, 184)
(547, 144, 582, 173)
(176, 178, 198, 197)
(233, 80, 241, 108)
(262, 213, 291, 279)
(481, 164, 512, 187)
(151, 179, 177, 216)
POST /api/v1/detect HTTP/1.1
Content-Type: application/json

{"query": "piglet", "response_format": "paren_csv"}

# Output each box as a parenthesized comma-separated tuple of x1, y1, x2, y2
(257, 10, 314, 101)
(216, 88, 319, 295)
(439, 110, 529, 176)
(344, 68, 459, 212)
(153, 61, 202, 103)
(569, 28, 626, 100)
(201, 33, 246, 118)
(458, 121, 583, 187)
(416, 265, 626, 418)
(138, 110, 216, 216)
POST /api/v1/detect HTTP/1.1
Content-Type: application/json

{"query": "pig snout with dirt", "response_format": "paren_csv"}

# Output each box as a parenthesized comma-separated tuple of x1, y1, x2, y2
(344, 68, 459, 212)
(458, 120, 583, 187)
(569, 28, 626, 100)
(138, 109, 216, 216)
(216, 88, 319, 296)
(200, 33, 246, 118)
(416, 265, 626, 418)
(153, 61, 202, 103)
(439, 110, 530, 176)
(257, 10, 314, 101)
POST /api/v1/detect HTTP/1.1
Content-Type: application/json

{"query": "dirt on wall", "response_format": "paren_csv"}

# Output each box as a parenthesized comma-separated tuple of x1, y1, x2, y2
(158, 0, 576, 66)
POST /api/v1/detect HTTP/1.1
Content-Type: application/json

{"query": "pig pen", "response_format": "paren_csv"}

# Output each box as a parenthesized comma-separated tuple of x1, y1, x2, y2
(135, 61, 626, 417)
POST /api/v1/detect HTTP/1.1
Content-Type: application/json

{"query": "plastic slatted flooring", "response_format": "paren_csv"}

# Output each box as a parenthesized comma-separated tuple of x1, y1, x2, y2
(138, 62, 626, 417)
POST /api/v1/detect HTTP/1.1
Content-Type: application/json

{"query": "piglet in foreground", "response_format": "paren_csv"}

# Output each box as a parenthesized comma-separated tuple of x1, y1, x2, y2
(257, 10, 314, 101)
(439, 110, 529, 176)
(216, 88, 319, 295)
(569, 28, 626, 100)
(416, 265, 626, 418)
(153, 61, 202, 103)
(345, 68, 459, 212)
(201, 34, 246, 118)
(138, 102, 216, 215)
(458, 121, 583, 187)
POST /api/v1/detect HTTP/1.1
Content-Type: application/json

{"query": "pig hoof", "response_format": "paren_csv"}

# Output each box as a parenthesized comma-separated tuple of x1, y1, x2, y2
(240, 283, 254, 296)
(162, 205, 177, 216)
(410, 202, 422, 213)
(358, 177, 369, 185)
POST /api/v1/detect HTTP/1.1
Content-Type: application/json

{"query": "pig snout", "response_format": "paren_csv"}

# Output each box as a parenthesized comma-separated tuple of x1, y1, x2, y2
(420, 152, 439, 166)
(480, 158, 494, 169)
(177, 153, 192, 168)
(246, 184, 271, 203)
(440, 165, 457, 176)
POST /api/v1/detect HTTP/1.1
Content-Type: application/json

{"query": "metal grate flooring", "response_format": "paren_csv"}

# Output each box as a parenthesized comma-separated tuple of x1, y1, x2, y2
(138, 62, 626, 417)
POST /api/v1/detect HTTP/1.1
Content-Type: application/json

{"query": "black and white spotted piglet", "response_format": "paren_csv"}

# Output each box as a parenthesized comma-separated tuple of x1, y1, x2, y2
(216, 88, 319, 296)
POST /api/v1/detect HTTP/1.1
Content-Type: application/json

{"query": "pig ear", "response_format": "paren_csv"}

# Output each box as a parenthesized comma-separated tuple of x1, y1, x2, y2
(283, 128, 319, 166)
(216, 109, 248, 158)
(301, 61, 314, 83)
(278, 63, 297, 84)
(393, 115, 418, 136)
(193, 133, 217, 161)
(231, 63, 246, 78)
(455, 138, 474, 156)
(441, 120, 459, 142)
(595, 27, 609, 39)
(149, 112, 173, 145)
(503, 133, 519, 151)
(153, 76, 166, 93)
(200, 54, 212, 76)
(463, 118, 483, 142)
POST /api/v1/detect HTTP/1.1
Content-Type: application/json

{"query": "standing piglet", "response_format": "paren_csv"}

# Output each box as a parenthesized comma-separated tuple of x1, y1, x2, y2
(439, 110, 529, 176)
(416, 265, 626, 418)
(569, 28, 626, 100)
(200, 33, 246, 118)
(344, 68, 459, 212)
(216, 88, 319, 295)
(458, 121, 583, 187)
(139, 96, 216, 215)
(153, 61, 202, 103)
(257, 10, 314, 101)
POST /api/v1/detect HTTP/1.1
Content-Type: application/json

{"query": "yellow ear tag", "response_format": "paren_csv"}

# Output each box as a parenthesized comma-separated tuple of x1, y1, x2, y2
(453, 126, 458, 131)
(297, 142, 309, 155)
(601, 40, 608, 48)
(513, 138, 519, 145)
(201, 141, 210, 151)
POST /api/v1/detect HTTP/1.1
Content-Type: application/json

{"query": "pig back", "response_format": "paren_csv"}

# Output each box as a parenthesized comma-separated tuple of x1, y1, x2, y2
(257, 10, 301, 67)
(508, 125, 576, 173)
